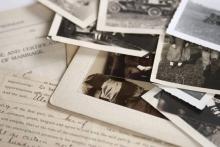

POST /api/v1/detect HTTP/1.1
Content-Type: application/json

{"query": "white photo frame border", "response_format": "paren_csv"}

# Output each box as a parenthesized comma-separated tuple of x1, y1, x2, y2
(49, 14, 153, 57)
(142, 87, 217, 147)
(49, 47, 197, 147)
(38, 0, 98, 28)
(150, 34, 220, 94)
(97, 0, 165, 34)
(166, 0, 220, 52)
(158, 85, 214, 110)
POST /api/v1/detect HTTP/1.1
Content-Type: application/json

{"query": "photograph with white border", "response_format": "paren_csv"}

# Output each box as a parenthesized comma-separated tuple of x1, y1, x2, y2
(38, 0, 98, 28)
(97, 0, 179, 34)
(151, 34, 220, 94)
(158, 85, 214, 110)
(49, 47, 198, 147)
(49, 14, 161, 57)
(167, 0, 220, 52)
(142, 87, 220, 147)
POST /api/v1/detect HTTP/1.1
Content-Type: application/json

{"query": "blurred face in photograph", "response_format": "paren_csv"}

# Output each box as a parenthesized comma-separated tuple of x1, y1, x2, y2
(82, 74, 145, 103)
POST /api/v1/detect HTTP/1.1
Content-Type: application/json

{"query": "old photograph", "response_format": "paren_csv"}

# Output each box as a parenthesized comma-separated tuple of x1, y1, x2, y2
(167, 0, 220, 52)
(158, 85, 213, 110)
(49, 48, 196, 146)
(81, 51, 161, 116)
(49, 14, 160, 57)
(151, 35, 220, 94)
(142, 87, 219, 147)
(38, 0, 98, 28)
(103, 52, 155, 81)
(156, 92, 220, 147)
(97, 0, 180, 34)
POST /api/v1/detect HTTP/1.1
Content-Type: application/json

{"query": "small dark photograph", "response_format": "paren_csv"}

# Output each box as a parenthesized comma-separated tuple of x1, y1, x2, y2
(104, 53, 155, 81)
(155, 91, 220, 146)
(57, 18, 159, 52)
(82, 73, 164, 118)
(156, 35, 220, 91)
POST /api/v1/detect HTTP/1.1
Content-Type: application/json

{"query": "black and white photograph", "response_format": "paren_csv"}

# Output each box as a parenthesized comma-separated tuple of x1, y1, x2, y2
(97, 0, 179, 34)
(38, 0, 98, 28)
(158, 85, 214, 110)
(156, 91, 220, 147)
(49, 14, 160, 57)
(49, 48, 196, 146)
(151, 35, 220, 94)
(167, 0, 220, 52)
(142, 87, 220, 147)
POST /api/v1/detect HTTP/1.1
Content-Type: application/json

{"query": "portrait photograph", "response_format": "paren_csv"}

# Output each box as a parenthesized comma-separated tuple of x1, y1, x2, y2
(81, 51, 160, 116)
(49, 47, 192, 146)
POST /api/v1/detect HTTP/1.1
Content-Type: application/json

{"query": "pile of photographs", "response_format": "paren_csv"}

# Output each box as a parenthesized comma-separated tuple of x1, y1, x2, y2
(38, 0, 220, 147)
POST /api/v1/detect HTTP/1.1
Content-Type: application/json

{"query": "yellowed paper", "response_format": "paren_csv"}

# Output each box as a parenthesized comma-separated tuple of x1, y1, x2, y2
(0, 3, 54, 46)
(0, 73, 179, 147)
(0, 38, 66, 81)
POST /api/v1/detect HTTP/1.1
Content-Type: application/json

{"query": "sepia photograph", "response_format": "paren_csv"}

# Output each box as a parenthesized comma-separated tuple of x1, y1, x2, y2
(97, 0, 180, 34)
(158, 85, 214, 110)
(81, 51, 161, 116)
(49, 14, 160, 57)
(142, 87, 219, 147)
(151, 35, 220, 94)
(167, 0, 220, 52)
(103, 52, 155, 81)
(82, 73, 162, 116)
(38, 0, 99, 28)
(49, 48, 196, 146)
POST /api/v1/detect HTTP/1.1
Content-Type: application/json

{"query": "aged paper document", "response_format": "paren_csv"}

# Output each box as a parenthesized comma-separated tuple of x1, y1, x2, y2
(0, 4, 66, 81)
(0, 3, 53, 33)
(0, 38, 66, 80)
(0, 3, 54, 46)
(0, 73, 182, 147)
